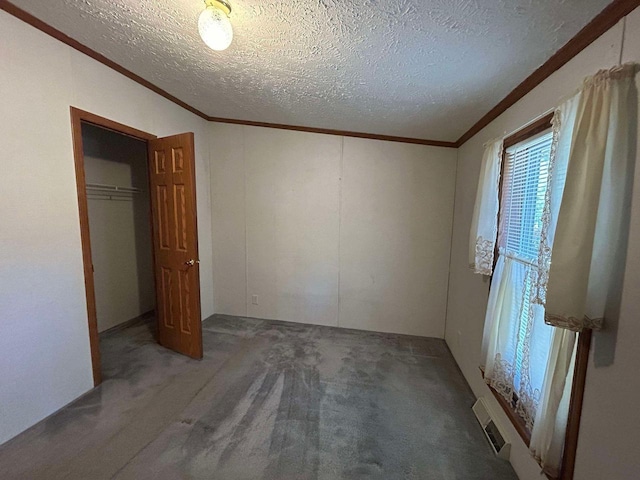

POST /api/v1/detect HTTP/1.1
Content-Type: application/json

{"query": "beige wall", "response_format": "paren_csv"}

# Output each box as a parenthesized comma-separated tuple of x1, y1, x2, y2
(210, 125, 457, 337)
(83, 125, 155, 332)
(0, 11, 213, 446)
(445, 8, 640, 479)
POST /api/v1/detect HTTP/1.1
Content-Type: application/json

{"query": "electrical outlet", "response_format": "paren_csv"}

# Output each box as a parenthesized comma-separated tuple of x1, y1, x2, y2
(252, 294, 259, 305)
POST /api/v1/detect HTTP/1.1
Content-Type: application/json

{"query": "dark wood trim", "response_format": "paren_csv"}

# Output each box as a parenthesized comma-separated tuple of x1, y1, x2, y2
(456, 0, 639, 147)
(492, 385, 531, 446)
(481, 331, 590, 480)
(74, 108, 157, 142)
(0, 0, 455, 148)
(5, 0, 637, 149)
(485, 380, 560, 480)
(492, 147, 506, 278)
(559, 329, 592, 480)
(486, 113, 586, 480)
(0, 0, 209, 121)
(207, 116, 458, 147)
(70, 107, 156, 386)
(480, 368, 532, 446)
(483, 331, 592, 480)
(70, 108, 101, 386)
(490, 114, 554, 276)
(503, 113, 555, 149)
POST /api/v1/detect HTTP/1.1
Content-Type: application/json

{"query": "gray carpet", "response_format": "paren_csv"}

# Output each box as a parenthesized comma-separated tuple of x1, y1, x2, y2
(0, 315, 517, 480)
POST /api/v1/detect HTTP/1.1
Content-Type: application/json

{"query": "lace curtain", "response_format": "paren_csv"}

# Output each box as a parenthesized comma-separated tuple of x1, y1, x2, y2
(530, 63, 638, 477)
(478, 128, 558, 431)
(473, 63, 638, 477)
(469, 139, 502, 275)
(481, 255, 553, 429)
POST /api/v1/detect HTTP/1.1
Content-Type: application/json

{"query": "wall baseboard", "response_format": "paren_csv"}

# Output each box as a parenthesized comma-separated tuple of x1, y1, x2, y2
(99, 310, 155, 336)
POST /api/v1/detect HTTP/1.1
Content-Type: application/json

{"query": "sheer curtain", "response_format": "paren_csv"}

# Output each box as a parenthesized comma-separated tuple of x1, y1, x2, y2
(472, 62, 638, 476)
(469, 139, 502, 275)
(482, 255, 553, 428)
(481, 128, 555, 429)
(530, 63, 638, 476)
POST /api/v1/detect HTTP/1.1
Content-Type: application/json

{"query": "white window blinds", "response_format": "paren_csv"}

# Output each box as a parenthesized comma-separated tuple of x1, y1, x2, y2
(499, 130, 553, 264)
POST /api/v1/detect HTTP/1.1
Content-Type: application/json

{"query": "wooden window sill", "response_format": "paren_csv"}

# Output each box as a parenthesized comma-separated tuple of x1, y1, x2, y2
(479, 368, 558, 480)
(480, 367, 532, 446)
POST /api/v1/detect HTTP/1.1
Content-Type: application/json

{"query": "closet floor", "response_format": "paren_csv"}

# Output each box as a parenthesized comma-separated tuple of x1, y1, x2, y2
(0, 315, 517, 480)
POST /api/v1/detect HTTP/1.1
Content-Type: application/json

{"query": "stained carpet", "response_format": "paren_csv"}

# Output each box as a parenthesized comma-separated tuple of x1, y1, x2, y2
(0, 315, 517, 479)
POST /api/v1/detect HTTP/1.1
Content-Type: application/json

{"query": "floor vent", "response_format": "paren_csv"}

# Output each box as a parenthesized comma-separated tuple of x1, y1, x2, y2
(472, 398, 511, 460)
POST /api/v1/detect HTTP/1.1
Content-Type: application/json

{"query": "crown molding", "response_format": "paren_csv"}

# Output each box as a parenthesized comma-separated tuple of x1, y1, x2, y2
(207, 116, 457, 147)
(0, 0, 454, 147)
(0, 0, 210, 120)
(2, 0, 637, 149)
(455, 0, 640, 147)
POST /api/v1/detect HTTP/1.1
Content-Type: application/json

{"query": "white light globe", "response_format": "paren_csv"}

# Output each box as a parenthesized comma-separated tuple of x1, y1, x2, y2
(198, 6, 233, 51)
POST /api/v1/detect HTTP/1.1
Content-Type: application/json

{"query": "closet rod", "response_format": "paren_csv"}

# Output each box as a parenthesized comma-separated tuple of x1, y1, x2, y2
(86, 194, 134, 202)
(85, 182, 140, 194)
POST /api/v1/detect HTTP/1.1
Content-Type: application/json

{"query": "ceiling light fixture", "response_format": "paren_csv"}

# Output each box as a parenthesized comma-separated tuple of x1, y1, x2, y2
(198, 0, 233, 51)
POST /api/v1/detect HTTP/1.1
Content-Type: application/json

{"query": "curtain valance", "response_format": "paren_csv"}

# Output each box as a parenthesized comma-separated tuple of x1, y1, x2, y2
(537, 62, 638, 334)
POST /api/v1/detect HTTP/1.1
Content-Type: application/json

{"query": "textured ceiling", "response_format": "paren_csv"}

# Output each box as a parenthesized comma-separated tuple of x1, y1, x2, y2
(12, 0, 612, 141)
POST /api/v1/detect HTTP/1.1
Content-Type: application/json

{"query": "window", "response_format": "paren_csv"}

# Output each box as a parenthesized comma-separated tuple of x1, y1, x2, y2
(501, 131, 553, 265)
(479, 115, 560, 446)
(476, 62, 632, 480)
(499, 129, 554, 402)
(477, 115, 595, 480)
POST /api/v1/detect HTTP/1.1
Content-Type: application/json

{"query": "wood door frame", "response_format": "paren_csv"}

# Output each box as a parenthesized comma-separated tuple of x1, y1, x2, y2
(70, 107, 157, 386)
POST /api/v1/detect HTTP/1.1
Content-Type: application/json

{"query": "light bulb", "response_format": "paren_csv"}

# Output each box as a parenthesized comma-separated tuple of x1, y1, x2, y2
(198, 5, 233, 51)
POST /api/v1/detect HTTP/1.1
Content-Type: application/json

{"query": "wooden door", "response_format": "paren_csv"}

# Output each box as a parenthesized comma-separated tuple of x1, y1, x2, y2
(148, 133, 203, 359)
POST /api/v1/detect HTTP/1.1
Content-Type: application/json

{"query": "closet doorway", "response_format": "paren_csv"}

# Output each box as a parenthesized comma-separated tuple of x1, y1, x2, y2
(70, 108, 203, 386)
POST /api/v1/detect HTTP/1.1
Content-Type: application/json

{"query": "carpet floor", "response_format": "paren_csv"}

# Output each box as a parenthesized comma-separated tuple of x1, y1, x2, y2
(0, 315, 517, 480)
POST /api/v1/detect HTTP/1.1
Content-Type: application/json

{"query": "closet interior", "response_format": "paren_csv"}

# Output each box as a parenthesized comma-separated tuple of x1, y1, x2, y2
(82, 123, 155, 334)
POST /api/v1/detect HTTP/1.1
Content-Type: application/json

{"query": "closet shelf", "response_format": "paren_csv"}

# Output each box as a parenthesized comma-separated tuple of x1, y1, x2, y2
(86, 182, 140, 194)
(86, 194, 134, 201)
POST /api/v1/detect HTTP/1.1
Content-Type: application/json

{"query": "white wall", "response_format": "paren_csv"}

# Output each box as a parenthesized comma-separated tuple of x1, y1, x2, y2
(83, 125, 155, 332)
(445, 8, 640, 480)
(210, 124, 457, 337)
(0, 11, 213, 446)
(4, 5, 637, 472)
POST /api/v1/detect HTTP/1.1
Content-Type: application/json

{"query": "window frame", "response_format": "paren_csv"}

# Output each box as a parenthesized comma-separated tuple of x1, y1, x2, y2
(485, 113, 591, 480)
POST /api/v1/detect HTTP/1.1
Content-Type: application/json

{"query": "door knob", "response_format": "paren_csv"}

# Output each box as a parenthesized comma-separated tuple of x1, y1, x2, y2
(185, 259, 199, 267)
